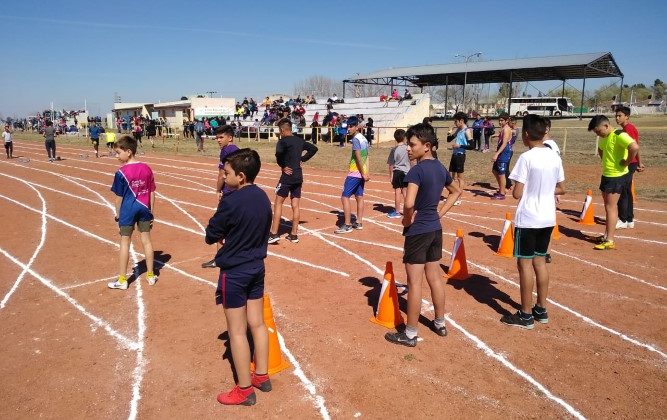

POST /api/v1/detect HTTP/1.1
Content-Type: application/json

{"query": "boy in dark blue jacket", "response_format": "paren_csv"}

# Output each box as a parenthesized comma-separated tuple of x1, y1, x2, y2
(205, 148, 273, 406)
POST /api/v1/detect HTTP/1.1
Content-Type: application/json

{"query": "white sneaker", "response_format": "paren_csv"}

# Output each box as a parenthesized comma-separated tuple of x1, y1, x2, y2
(627, 221, 635, 229)
(453, 200, 462, 206)
(146, 274, 158, 286)
(615, 220, 628, 229)
(108, 280, 128, 290)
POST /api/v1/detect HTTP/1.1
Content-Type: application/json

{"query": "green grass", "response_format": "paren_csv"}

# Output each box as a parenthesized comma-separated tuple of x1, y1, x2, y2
(11, 114, 667, 201)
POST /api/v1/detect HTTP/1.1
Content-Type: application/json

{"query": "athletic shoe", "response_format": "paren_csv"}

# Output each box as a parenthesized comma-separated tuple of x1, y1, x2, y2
(286, 234, 299, 243)
(251, 373, 272, 392)
(431, 321, 448, 337)
(334, 224, 353, 234)
(545, 253, 552, 263)
(216, 385, 256, 406)
(453, 200, 462, 206)
(592, 235, 607, 244)
(594, 240, 615, 250)
(108, 280, 128, 290)
(500, 311, 534, 329)
(491, 193, 506, 200)
(627, 221, 635, 229)
(267, 234, 280, 244)
(352, 222, 363, 230)
(532, 305, 549, 324)
(384, 331, 417, 347)
(146, 274, 158, 286)
(387, 211, 402, 219)
(201, 259, 217, 268)
(615, 220, 628, 229)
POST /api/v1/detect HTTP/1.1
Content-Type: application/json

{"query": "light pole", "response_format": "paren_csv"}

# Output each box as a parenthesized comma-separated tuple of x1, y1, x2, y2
(455, 52, 482, 113)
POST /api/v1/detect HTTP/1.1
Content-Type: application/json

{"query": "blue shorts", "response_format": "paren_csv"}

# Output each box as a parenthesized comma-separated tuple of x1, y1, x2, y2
(342, 176, 365, 197)
(276, 182, 302, 198)
(216, 263, 265, 308)
(493, 160, 510, 175)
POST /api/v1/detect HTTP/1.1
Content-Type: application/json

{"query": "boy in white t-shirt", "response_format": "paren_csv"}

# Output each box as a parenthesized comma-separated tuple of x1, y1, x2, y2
(3, 125, 13, 159)
(501, 114, 565, 330)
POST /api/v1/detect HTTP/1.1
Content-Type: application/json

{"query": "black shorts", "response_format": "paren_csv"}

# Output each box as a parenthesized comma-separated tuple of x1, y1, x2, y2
(599, 173, 629, 194)
(391, 170, 408, 189)
(216, 264, 265, 308)
(513, 227, 553, 259)
(403, 230, 443, 264)
(276, 182, 302, 198)
(449, 153, 466, 173)
(133, 132, 142, 142)
(91, 138, 99, 146)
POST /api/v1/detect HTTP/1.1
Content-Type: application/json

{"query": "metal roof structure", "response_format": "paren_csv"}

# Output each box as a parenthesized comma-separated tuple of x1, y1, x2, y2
(344, 52, 623, 87)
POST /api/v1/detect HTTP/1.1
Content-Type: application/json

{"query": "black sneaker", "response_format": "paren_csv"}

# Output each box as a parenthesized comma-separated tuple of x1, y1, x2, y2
(431, 321, 448, 337)
(384, 331, 417, 347)
(267, 234, 280, 244)
(545, 253, 552, 263)
(285, 234, 299, 243)
(500, 311, 534, 330)
(352, 222, 363, 230)
(201, 259, 217, 268)
(532, 305, 549, 324)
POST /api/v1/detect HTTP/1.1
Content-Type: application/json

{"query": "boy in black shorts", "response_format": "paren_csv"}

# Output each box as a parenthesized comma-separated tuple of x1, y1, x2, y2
(446, 112, 472, 206)
(386, 129, 410, 218)
(501, 115, 565, 329)
(385, 123, 461, 347)
(267, 118, 318, 244)
(205, 148, 273, 406)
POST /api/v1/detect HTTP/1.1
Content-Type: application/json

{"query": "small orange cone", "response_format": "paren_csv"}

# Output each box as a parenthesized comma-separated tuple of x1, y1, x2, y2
(370, 262, 405, 328)
(496, 212, 515, 258)
(578, 189, 595, 225)
(447, 229, 470, 280)
(552, 214, 561, 240)
(631, 180, 638, 203)
(252, 295, 290, 375)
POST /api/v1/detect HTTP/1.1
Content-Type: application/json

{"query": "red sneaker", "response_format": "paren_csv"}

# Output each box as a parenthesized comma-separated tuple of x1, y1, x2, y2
(217, 385, 256, 406)
(251, 373, 272, 392)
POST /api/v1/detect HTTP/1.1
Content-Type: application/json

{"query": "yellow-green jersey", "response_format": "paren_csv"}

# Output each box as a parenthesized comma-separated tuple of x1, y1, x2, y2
(599, 130, 633, 177)
(106, 131, 117, 144)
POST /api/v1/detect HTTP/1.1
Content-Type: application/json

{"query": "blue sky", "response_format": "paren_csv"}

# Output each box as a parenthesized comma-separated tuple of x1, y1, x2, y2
(1, 0, 665, 117)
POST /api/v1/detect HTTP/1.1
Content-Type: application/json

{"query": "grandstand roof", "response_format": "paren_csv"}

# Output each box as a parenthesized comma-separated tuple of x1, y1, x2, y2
(344, 52, 623, 87)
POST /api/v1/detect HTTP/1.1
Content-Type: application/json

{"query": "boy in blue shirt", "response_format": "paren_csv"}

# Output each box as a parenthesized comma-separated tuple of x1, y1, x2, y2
(205, 148, 273, 406)
(385, 123, 461, 347)
(447, 112, 473, 206)
(89, 122, 104, 158)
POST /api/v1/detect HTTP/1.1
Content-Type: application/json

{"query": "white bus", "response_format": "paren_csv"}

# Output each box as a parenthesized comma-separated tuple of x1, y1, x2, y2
(509, 97, 573, 117)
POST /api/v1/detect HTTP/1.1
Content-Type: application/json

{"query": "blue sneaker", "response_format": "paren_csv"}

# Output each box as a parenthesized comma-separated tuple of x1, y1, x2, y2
(387, 211, 401, 219)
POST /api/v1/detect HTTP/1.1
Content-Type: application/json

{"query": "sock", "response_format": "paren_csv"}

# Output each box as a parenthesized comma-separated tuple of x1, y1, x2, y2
(146, 271, 154, 278)
(433, 317, 446, 329)
(405, 325, 418, 339)
(118, 275, 127, 284)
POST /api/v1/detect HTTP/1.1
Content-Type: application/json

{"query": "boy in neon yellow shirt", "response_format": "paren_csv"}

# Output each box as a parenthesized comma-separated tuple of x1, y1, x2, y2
(587, 115, 639, 250)
(105, 131, 116, 157)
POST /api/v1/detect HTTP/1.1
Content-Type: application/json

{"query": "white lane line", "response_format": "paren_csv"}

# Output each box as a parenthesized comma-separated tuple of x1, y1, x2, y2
(444, 316, 586, 420)
(0, 247, 140, 350)
(62, 275, 119, 290)
(0, 174, 47, 309)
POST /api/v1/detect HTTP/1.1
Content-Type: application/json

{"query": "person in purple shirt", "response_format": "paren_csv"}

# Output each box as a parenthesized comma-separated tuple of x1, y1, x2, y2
(108, 135, 158, 290)
(202, 125, 240, 268)
(385, 123, 461, 347)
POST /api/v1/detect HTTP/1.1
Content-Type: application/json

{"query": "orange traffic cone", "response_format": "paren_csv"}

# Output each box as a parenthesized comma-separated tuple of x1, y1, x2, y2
(252, 295, 290, 375)
(496, 212, 515, 258)
(631, 180, 638, 203)
(578, 189, 595, 225)
(370, 262, 405, 328)
(552, 214, 561, 240)
(447, 229, 470, 280)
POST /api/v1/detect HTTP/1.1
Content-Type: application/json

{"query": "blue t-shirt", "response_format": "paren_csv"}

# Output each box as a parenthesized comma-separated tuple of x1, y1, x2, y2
(403, 159, 452, 236)
(218, 144, 240, 195)
(453, 129, 469, 155)
(89, 126, 103, 140)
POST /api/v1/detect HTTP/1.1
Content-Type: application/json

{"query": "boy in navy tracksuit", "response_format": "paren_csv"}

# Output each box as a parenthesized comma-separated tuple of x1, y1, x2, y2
(205, 148, 273, 406)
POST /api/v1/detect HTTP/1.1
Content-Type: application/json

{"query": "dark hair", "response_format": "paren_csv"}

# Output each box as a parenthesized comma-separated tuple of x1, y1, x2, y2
(544, 117, 552, 129)
(422, 117, 432, 124)
(498, 112, 510, 120)
(521, 114, 548, 141)
(406, 123, 438, 149)
(46, 120, 53, 126)
(215, 124, 234, 137)
(114, 135, 138, 154)
(453, 111, 468, 123)
(616, 106, 631, 117)
(276, 117, 291, 131)
(225, 148, 261, 182)
(393, 129, 406, 142)
(588, 115, 609, 131)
